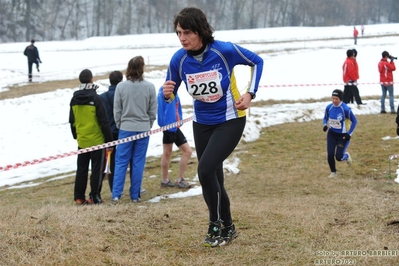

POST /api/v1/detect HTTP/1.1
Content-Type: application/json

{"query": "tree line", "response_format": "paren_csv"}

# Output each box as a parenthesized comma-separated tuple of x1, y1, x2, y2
(1, 0, 398, 43)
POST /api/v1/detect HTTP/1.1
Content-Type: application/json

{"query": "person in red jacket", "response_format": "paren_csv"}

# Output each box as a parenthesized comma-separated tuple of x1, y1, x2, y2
(342, 49, 359, 104)
(353, 27, 359, 45)
(378, 51, 396, 113)
(350, 49, 364, 105)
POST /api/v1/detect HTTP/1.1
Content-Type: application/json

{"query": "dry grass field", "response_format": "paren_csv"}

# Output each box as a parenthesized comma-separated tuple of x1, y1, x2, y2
(1, 77, 399, 265)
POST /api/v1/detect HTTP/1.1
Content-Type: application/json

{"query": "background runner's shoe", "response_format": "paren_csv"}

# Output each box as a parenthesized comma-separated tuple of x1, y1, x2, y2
(328, 172, 337, 178)
(346, 152, 352, 166)
(203, 221, 221, 247)
(219, 224, 238, 246)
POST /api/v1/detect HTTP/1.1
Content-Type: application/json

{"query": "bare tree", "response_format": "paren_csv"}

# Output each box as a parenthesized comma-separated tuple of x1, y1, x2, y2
(0, 0, 398, 43)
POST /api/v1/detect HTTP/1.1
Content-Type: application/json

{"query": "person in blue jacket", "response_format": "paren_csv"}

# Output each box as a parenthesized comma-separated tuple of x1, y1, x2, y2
(323, 89, 357, 178)
(157, 87, 192, 189)
(100, 71, 123, 192)
(162, 7, 264, 247)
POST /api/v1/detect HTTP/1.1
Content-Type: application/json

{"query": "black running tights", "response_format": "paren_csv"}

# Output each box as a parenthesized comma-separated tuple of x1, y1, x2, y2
(193, 117, 246, 225)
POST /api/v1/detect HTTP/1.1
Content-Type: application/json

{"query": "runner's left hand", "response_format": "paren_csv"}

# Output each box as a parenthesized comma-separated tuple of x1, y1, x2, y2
(234, 93, 252, 110)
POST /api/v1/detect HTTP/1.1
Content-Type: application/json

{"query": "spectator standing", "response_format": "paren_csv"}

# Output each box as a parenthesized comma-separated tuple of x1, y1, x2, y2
(69, 69, 113, 205)
(157, 87, 193, 189)
(111, 56, 157, 204)
(323, 89, 357, 178)
(342, 49, 359, 104)
(162, 7, 263, 247)
(353, 27, 359, 45)
(23, 39, 42, 82)
(350, 49, 364, 106)
(378, 51, 396, 114)
(100, 71, 123, 192)
(361, 25, 365, 36)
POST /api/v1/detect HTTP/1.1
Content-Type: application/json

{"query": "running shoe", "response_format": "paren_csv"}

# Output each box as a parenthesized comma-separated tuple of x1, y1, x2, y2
(176, 178, 191, 189)
(161, 180, 176, 188)
(328, 172, 337, 178)
(219, 224, 238, 246)
(203, 221, 221, 247)
(346, 152, 352, 166)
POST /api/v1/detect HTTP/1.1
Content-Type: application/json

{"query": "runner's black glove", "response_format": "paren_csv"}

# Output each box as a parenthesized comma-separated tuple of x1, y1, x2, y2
(344, 133, 351, 140)
(323, 126, 328, 132)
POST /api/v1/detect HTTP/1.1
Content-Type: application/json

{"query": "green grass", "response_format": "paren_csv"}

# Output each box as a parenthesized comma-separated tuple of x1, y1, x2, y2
(2, 103, 399, 265)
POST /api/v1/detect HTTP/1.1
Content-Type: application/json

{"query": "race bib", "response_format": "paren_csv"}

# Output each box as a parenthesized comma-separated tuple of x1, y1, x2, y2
(186, 70, 223, 103)
(329, 118, 341, 129)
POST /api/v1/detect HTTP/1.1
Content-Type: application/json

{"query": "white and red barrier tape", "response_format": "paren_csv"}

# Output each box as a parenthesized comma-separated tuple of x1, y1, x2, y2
(2, 80, 398, 172)
(0, 117, 193, 172)
(258, 81, 397, 88)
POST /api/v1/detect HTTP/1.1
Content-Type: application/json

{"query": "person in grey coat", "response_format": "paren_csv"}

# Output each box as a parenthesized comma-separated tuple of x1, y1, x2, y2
(111, 56, 157, 203)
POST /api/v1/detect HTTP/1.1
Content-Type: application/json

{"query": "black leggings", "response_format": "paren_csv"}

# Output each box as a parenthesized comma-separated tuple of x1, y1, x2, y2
(193, 117, 246, 225)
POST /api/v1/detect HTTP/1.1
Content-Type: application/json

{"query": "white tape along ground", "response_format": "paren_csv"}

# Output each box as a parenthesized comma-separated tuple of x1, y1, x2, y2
(2, 80, 398, 171)
(0, 117, 193, 172)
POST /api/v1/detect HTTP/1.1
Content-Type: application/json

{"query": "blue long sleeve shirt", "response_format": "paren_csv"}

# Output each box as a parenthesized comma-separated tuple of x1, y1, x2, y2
(165, 40, 263, 125)
(157, 87, 182, 132)
(323, 102, 357, 135)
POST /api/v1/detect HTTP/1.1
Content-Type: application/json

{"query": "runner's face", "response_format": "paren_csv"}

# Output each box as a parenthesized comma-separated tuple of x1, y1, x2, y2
(332, 96, 341, 106)
(176, 24, 203, 51)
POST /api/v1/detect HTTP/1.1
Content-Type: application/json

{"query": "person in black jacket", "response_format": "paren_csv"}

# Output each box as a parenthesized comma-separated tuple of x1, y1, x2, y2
(23, 39, 42, 82)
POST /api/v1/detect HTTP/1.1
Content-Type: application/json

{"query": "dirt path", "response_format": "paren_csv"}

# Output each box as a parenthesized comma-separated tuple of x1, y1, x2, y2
(0, 74, 109, 101)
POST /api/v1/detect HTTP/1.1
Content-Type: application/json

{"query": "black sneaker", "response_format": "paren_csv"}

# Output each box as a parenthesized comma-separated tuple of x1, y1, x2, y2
(203, 221, 221, 247)
(219, 224, 238, 246)
(90, 194, 103, 204)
